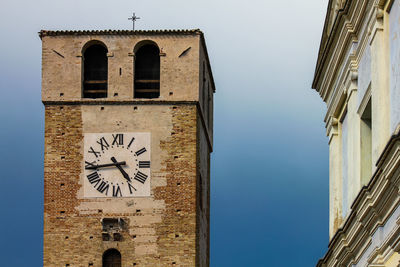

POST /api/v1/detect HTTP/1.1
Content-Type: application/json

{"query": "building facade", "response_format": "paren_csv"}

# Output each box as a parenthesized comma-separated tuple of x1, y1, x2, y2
(313, 0, 400, 266)
(40, 29, 215, 267)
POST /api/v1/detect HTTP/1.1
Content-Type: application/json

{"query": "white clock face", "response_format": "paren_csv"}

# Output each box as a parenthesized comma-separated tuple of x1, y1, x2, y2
(83, 132, 151, 198)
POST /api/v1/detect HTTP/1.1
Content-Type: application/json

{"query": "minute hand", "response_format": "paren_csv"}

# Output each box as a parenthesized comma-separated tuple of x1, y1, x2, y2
(111, 157, 131, 182)
(85, 161, 126, 170)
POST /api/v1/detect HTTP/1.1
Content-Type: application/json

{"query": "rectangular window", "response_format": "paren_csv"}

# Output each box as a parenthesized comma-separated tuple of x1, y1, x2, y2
(360, 98, 372, 185)
(341, 113, 349, 218)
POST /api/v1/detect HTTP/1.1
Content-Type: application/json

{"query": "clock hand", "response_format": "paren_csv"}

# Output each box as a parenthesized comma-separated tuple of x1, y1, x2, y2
(111, 157, 131, 182)
(85, 161, 126, 170)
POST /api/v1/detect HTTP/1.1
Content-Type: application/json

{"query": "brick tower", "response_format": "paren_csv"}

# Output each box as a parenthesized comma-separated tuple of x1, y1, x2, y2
(40, 29, 215, 267)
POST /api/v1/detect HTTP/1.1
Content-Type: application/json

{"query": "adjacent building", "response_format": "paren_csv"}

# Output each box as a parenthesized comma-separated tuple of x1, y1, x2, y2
(40, 29, 215, 267)
(312, 0, 400, 266)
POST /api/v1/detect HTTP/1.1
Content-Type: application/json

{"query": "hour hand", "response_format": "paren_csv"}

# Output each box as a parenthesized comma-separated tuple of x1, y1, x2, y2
(85, 161, 126, 169)
(111, 157, 131, 182)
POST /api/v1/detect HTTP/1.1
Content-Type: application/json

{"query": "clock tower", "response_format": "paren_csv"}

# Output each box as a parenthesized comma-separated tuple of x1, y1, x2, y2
(40, 29, 215, 267)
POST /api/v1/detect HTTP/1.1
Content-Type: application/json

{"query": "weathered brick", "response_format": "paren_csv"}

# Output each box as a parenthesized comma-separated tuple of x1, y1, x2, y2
(42, 31, 214, 267)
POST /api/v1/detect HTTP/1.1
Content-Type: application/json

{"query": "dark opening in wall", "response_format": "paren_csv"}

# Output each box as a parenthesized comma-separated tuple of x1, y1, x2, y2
(102, 218, 119, 231)
(113, 232, 122, 241)
(360, 98, 372, 185)
(134, 44, 160, 98)
(102, 249, 121, 267)
(101, 218, 126, 242)
(83, 43, 108, 98)
(102, 233, 110, 241)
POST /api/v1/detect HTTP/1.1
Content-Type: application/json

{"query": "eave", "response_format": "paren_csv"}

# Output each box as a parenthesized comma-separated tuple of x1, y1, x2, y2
(312, 0, 351, 92)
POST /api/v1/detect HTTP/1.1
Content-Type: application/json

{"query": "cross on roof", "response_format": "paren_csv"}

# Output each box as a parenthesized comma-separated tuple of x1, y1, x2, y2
(128, 13, 140, 30)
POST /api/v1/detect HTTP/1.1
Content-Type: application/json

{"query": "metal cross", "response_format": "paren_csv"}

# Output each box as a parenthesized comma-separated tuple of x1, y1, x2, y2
(128, 13, 140, 30)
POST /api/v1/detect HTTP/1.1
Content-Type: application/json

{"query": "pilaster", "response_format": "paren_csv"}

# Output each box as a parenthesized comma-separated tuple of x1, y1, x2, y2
(345, 71, 361, 213)
(370, 6, 390, 170)
(328, 116, 343, 238)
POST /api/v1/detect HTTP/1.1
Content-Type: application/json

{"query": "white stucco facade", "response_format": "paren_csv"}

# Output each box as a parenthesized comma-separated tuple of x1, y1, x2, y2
(313, 0, 400, 266)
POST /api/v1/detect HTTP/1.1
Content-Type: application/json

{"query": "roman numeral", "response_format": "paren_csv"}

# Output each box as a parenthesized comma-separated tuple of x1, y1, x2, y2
(139, 161, 150, 168)
(135, 147, 147, 156)
(88, 147, 101, 158)
(112, 185, 122, 197)
(97, 181, 109, 195)
(96, 137, 109, 151)
(112, 134, 124, 146)
(87, 172, 100, 186)
(128, 182, 137, 194)
(85, 161, 96, 169)
(134, 171, 148, 184)
(127, 137, 135, 149)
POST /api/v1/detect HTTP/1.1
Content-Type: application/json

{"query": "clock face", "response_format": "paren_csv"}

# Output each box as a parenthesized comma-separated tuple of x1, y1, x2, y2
(83, 132, 151, 198)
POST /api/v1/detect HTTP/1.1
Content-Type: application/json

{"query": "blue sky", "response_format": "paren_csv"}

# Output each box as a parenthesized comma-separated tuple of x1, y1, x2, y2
(0, 0, 329, 266)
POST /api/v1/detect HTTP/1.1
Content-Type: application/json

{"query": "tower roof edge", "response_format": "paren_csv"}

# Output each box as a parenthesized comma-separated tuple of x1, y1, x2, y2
(38, 29, 203, 39)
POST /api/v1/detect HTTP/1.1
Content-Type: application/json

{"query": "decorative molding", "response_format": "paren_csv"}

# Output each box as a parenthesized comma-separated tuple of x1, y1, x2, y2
(317, 133, 400, 266)
(357, 83, 371, 115)
(346, 70, 358, 99)
(369, 24, 384, 45)
(370, 5, 384, 44)
(313, 0, 375, 102)
(386, 0, 395, 12)
(376, 7, 385, 19)
(322, 37, 358, 124)
(327, 116, 339, 144)
(338, 98, 348, 123)
(351, 70, 358, 82)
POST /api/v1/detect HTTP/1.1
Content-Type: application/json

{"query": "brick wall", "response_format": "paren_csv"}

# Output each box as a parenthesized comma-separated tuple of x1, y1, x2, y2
(43, 104, 208, 266)
(42, 31, 214, 267)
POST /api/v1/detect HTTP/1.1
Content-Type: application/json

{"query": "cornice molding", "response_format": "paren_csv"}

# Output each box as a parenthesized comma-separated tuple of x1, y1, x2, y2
(317, 130, 400, 266)
(316, 0, 391, 137)
(369, 6, 385, 45)
(327, 116, 339, 144)
(320, 7, 368, 103)
(313, 0, 385, 103)
(313, 0, 358, 91)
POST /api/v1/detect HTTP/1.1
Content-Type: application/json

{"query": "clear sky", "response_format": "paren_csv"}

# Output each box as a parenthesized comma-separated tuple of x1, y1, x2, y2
(0, 0, 329, 266)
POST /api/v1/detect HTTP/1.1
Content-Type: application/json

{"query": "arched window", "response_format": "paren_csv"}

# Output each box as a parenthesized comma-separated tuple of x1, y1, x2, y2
(83, 42, 108, 98)
(134, 43, 160, 98)
(102, 249, 121, 267)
